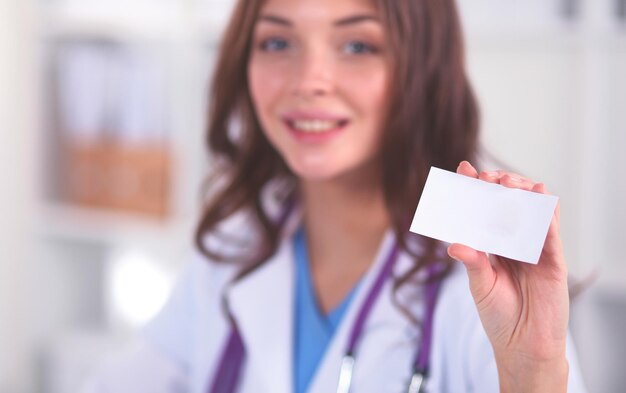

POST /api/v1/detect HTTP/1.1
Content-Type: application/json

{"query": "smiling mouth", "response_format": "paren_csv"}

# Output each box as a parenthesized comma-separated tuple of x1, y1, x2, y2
(286, 119, 350, 133)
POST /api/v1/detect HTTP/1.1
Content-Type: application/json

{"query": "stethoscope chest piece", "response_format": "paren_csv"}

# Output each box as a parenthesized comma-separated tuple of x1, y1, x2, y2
(336, 355, 355, 393)
(407, 371, 426, 393)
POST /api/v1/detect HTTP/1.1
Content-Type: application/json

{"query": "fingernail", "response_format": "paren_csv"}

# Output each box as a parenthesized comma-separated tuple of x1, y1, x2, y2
(447, 247, 461, 261)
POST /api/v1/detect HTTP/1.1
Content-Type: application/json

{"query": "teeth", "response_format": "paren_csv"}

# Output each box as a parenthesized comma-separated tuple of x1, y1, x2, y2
(292, 119, 340, 133)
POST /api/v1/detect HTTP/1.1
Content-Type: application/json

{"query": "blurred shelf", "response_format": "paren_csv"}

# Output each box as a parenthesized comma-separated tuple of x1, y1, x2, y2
(37, 203, 195, 247)
(38, 3, 184, 42)
(37, 3, 230, 44)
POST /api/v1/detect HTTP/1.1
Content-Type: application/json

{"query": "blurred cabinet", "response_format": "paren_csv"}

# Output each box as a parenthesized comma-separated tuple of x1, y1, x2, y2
(50, 41, 172, 217)
(32, 1, 229, 392)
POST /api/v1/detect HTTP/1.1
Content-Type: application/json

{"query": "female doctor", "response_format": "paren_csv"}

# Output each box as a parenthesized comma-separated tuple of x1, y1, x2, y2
(84, 0, 588, 392)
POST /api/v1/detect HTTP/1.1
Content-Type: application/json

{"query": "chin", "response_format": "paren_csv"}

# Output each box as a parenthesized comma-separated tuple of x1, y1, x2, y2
(291, 167, 340, 182)
(287, 159, 346, 182)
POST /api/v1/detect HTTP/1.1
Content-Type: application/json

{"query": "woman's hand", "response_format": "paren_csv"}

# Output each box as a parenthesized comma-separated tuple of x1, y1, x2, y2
(448, 161, 570, 393)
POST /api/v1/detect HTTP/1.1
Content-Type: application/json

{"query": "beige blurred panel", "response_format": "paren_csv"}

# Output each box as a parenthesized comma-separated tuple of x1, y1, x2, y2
(605, 46, 626, 284)
(0, 0, 37, 392)
(63, 141, 172, 218)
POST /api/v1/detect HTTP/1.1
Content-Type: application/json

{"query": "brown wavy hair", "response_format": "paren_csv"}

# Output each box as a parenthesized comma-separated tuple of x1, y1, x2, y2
(195, 0, 480, 291)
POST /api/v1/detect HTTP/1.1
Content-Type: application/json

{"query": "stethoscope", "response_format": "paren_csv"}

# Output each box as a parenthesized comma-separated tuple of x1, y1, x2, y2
(207, 239, 444, 393)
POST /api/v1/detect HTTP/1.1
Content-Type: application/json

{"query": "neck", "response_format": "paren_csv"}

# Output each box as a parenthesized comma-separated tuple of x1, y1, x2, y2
(299, 167, 390, 272)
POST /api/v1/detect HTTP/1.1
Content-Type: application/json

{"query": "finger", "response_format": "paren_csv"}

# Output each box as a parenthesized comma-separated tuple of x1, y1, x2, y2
(539, 213, 566, 273)
(457, 161, 479, 178)
(500, 173, 535, 191)
(530, 183, 567, 272)
(532, 182, 562, 240)
(448, 243, 496, 304)
(532, 182, 560, 225)
(478, 170, 502, 184)
(532, 182, 545, 194)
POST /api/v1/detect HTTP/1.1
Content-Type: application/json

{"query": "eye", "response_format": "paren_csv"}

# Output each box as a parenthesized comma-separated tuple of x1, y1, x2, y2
(259, 37, 289, 52)
(343, 40, 378, 55)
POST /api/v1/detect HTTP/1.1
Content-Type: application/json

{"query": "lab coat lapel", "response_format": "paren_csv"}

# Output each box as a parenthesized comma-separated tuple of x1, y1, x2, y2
(227, 236, 295, 393)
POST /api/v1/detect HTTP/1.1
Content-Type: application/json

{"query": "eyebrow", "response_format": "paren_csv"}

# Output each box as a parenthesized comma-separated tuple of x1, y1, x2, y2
(258, 14, 291, 26)
(334, 14, 379, 27)
(257, 13, 380, 27)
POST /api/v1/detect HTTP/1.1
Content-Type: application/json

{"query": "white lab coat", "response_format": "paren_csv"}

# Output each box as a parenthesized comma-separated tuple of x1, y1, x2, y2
(83, 208, 588, 393)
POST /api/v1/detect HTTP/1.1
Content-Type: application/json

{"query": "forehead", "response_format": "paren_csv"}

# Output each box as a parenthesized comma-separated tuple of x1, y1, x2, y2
(258, 0, 379, 23)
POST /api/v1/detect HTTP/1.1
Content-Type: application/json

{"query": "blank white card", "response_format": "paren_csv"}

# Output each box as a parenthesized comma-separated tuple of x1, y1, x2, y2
(410, 167, 558, 264)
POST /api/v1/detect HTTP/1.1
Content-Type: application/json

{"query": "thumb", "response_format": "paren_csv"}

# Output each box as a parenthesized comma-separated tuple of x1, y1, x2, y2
(448, 243, 496, 304)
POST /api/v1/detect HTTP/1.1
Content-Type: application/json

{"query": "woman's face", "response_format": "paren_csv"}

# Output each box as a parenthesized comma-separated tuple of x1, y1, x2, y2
(248, 0, 389, 181)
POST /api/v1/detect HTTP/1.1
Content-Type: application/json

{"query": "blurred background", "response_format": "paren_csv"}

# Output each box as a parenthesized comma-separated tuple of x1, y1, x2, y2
(0, 0, 625, 391)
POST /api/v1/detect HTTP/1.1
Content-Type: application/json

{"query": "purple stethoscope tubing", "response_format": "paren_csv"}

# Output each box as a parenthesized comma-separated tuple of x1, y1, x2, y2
(209, 329, 245, 393)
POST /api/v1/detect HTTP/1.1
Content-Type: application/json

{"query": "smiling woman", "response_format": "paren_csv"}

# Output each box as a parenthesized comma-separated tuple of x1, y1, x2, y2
(83, 0, 588, 392)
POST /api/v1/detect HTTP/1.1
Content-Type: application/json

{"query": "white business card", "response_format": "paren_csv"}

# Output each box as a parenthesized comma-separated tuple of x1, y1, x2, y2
(410, 167, 558, 264)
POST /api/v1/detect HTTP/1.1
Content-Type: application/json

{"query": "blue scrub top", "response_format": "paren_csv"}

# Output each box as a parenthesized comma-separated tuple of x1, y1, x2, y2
(293, 228, 361, 393)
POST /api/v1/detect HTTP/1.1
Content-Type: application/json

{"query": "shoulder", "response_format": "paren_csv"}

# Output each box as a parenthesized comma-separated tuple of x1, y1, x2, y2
(428, 262, 501, 392)
(430, 262, 481, 335)
(437, 262, 473, 311)
(433, 262, 493, 351)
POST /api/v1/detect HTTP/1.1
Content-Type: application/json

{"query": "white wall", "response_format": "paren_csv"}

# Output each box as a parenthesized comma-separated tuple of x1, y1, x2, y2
(0, 0, 37, 391)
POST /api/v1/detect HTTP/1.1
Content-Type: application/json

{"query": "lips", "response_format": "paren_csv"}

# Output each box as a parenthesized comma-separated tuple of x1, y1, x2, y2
(287, 118, 349, 133)
(281, 111, 350, 142)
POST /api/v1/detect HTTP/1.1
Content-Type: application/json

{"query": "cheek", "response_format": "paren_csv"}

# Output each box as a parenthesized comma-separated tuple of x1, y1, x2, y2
(343, 63, 387, 112)
(363, 71, 388, 117)
(341, 65, 389, 137)
(248, 63, 270, 116)
(248, 61, 289, 117)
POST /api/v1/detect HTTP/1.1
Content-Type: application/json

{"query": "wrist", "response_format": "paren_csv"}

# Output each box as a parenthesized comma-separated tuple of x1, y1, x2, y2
(497, 355, 569, 393)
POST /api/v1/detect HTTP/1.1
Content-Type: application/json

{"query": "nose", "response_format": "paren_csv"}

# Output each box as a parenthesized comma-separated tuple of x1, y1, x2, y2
(291, 50, 334, 99)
